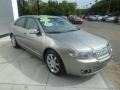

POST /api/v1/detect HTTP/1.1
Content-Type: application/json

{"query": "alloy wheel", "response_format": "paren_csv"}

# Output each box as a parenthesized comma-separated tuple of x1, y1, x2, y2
(46, 53, 60, 74)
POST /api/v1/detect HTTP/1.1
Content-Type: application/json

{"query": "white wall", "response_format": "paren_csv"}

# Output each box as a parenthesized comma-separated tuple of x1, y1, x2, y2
(0, 0, 18, 35)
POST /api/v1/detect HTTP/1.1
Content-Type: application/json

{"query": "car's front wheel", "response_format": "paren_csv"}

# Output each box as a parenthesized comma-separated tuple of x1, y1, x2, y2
(45, 50, 65, 75)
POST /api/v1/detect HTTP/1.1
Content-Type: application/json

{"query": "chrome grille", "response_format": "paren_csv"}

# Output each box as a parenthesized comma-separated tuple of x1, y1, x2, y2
(95, 44, 112, 59)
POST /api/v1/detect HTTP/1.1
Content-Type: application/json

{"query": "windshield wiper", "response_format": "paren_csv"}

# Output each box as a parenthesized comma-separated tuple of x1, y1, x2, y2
(47, 29, 79, 34)
(67, 29, 78, 32)
(47, 31, 63, 34)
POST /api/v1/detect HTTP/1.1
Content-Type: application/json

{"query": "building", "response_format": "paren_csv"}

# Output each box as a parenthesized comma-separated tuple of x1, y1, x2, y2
(0, 0, 18, 36)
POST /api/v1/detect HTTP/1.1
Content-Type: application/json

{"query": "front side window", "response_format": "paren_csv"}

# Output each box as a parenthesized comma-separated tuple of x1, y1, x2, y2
(38, 17, 77, 34)
(15, 17, 26, 28)
(26, 18, 38, 29)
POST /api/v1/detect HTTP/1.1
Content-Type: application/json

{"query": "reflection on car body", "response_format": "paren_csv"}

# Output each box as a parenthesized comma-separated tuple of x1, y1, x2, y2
(10, 15, 112, 76)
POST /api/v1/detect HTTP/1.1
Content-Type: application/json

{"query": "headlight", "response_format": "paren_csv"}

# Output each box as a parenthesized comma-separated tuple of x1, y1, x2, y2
(77, 51, 94, 59)
(67, 49, 79, 57)
(68, 49, 94, 59)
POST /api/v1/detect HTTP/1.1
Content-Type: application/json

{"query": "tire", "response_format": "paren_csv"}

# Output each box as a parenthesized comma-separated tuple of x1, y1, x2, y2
(45, 50, 65, 75)
(10, 35, 19, 48)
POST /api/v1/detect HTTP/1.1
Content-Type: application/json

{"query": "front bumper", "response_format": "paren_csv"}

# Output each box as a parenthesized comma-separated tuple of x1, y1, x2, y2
(63, 54, 111, 76)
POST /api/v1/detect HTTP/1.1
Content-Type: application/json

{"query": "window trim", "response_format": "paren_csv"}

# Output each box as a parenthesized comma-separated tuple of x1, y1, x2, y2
(25, 17, 39, 30)
(15, 17, 27, 28)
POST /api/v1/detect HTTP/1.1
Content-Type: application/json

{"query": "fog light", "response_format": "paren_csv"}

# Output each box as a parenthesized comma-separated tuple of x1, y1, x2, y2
(81, 69, 92, 74)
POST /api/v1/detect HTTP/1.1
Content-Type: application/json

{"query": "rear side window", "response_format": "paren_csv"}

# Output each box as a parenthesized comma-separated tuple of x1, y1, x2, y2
(26, 18, 39, 29)
(15, 17, 26, 28)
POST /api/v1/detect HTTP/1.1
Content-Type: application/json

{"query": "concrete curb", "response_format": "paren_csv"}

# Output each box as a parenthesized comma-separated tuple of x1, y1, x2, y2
(100, 71, 116, 90)
(0, 33, 9, 38)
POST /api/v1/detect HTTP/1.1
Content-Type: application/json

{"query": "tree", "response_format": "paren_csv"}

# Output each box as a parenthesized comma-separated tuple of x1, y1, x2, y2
(17, 0, 79, 16)
(89, 0, 120, 15)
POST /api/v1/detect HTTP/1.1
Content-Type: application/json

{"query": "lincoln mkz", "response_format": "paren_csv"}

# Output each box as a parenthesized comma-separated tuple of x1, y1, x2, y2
(10, 15, 112, 76)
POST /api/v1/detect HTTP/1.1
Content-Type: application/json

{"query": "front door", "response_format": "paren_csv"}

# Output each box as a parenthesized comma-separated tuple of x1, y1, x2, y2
(23, 17, 42, 56)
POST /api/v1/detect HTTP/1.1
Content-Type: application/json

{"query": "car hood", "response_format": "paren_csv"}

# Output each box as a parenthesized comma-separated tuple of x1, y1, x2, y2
(48, 30, 108, 51)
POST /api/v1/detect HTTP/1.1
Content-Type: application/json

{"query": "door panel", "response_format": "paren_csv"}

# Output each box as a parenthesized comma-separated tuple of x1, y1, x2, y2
(23, 33, 42, 55)
(13, 17, 27, 46)
(23, 17, 42, 55)
(14, 26, 27, 46)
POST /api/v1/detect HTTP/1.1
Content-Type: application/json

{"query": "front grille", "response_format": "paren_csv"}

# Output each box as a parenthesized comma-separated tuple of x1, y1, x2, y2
(95, 44, 112, 60)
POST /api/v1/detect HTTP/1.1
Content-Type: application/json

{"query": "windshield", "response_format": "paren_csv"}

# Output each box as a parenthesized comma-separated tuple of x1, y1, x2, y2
(38, 17, 78, 33)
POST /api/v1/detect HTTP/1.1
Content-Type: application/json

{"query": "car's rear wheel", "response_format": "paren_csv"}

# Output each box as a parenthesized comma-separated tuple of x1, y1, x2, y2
(45, 50, 65, 75)
(10, 35, 19, 48)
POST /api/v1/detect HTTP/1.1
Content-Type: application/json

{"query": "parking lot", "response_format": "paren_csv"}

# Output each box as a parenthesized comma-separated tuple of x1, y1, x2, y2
(0, 20, 119, 90)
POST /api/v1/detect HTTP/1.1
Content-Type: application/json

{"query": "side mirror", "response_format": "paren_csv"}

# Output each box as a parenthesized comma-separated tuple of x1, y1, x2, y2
(29, 29, 40, 34)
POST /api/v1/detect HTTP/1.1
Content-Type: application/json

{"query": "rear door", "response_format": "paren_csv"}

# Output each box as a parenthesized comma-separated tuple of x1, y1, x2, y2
(13, 17, 27, 46)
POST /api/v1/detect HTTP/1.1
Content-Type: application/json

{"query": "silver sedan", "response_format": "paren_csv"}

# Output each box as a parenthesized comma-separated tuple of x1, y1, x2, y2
(10, 15, 112, 76)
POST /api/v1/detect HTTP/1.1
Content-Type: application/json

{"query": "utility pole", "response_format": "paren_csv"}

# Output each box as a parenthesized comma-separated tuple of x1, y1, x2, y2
(37, 0, 39, 15)
(107, 0, 111, 14)
(86, 4, 88, 8)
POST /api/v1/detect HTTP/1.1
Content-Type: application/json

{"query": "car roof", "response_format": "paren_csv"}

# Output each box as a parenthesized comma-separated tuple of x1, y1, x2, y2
(19, 15, 60, 19)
